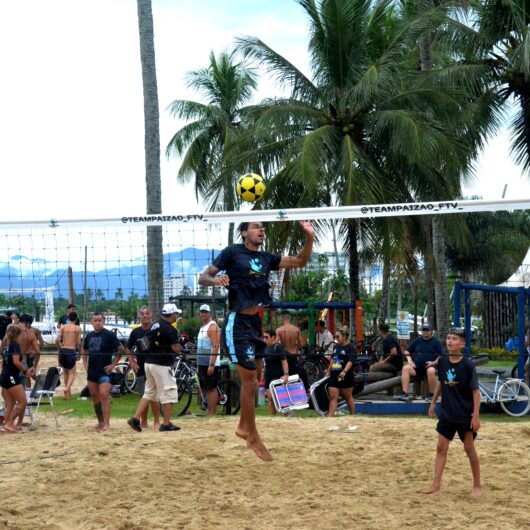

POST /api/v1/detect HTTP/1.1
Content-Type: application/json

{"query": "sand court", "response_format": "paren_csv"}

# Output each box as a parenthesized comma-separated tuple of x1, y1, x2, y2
(0, 415, 529, 529)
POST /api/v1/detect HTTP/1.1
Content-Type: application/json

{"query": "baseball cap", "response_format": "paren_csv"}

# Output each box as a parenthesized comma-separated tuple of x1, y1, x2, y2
(421, 323, 432, 330)
(161, 303, 182, 315)
(199, 304, 211, 312)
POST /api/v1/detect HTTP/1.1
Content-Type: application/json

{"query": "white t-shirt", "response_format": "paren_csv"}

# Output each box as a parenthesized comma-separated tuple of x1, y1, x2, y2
(316, 329, 334, 356)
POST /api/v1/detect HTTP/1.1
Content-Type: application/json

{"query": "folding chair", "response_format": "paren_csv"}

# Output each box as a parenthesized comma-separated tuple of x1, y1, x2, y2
(269, 374, 309, 414)
(27, 367, 62, 428)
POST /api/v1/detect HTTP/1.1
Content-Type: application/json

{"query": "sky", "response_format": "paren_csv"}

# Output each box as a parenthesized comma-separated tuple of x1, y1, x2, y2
(1, 0, 530, 226)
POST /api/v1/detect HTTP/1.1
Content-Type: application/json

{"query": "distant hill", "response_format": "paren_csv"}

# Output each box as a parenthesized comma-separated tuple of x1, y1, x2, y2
(0, 248, 220, 299)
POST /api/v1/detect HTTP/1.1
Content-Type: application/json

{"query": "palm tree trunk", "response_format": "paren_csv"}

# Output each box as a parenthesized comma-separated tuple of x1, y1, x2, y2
(432, 216, 450, 339)
(423, 217, 435, 325)
(378, 256, 390, 323)
(137, 0, 164, 313)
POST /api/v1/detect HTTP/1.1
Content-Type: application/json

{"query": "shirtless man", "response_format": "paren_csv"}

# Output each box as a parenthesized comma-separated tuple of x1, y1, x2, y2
(14, 314, 40, 427)
(26, 315, 44, 388)
(56, 312, 82, 399)
(275, 311, 309, 389)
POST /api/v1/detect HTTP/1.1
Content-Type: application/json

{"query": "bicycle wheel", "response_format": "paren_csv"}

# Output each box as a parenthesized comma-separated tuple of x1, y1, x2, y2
(216, 379, 241, 415)
(173, 378, 193, 417)
(499, 380, 530, 417)
(304, 361, 324, 386)
(124, 366, 137, 394)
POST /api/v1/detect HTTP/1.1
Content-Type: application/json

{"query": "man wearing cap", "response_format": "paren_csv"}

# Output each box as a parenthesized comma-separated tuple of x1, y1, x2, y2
(398, 323, 444, 402)
(196, 304, 221, 416)
(127, 303, 182, 433)
(199, 220, 314, 461)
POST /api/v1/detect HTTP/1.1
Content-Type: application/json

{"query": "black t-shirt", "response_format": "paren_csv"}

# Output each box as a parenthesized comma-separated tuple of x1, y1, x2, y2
(437, 356, 479, 423)
(144, 319, 180, 366)
(382, 334, 403, 370)
(1, 343, 21, 378)
(212, 244, 281, 311)
(330, 343, 357, 373)
(59, 314, 81, 326)
(84, 328, 121, 376)
(127, 326, 150, 376)
(407, 336, 443, 368)
(264, 343, 287, 380)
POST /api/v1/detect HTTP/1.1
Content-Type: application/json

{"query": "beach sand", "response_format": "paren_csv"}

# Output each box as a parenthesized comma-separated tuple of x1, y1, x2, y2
(0, 412, 529, 529)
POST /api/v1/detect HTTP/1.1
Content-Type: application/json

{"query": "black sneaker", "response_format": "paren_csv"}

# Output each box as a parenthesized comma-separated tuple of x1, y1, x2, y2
(127, 417, 142, 432)
(425, 394, 434, 402)
(159, 422, 181, 432)
(398, 392, 411, 402)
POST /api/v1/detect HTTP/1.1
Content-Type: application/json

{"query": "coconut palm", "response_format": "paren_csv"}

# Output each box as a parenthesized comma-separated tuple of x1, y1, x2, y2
(166, 50, 258, 244)
(237, 0, 477, 309)
(137, 0, 164, 313)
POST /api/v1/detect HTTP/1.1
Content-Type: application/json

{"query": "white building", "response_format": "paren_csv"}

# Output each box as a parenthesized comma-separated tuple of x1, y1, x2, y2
(163, 274, 188, 300)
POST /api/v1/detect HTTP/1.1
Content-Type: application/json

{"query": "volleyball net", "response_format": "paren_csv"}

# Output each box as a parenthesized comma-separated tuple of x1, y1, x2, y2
(0, 197, 529, 337)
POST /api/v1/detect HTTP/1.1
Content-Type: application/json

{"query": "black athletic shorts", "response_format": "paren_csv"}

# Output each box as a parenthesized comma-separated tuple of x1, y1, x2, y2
(59, 348, 77, 370)
(0, 371, 22, 390)
(222, 312, 265, 371)
(327, 370, 354, 390)
(436, 418, 477, 442)
(198, 365, 219, 390)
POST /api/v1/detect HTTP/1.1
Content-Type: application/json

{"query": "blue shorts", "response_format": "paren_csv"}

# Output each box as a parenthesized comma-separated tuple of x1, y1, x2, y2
(59, 348, 77, 370)
(222, 312, 265, 371)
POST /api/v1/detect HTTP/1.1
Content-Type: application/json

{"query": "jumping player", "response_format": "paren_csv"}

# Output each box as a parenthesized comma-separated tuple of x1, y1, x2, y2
(199, 220, 314, 461)
(418, 328, 482, 498)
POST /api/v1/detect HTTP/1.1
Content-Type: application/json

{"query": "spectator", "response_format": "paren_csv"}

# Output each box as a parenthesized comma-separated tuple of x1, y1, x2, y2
(315, 320, 334, 357)
(57, 304, 80, 329)
(369, 323, 403, 375)
(398, 323, 443, 402)
(262, 330, 289, 415)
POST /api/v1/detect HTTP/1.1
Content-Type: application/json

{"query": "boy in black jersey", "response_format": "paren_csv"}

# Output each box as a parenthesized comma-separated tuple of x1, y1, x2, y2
(418, 328, 482, 498)
(199, 220, 314, 461)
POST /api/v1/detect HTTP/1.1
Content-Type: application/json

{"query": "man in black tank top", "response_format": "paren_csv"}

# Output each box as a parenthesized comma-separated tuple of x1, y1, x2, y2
(199, 220, 314, 461)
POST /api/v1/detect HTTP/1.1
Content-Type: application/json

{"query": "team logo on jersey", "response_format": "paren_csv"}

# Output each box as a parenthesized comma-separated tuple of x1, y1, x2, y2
(445, 368, 459, 386)
(249, 258, 266, 277)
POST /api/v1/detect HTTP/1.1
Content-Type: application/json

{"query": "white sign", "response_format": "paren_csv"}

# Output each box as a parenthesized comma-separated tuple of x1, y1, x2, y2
(396, 310, 410, 339)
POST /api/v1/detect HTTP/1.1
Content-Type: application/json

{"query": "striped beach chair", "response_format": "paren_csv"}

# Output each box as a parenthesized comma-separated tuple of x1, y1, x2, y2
(269, 374, 309, 414)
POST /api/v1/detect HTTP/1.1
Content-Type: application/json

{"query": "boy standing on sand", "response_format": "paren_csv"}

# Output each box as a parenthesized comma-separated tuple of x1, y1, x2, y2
(418, 328, 483, 498)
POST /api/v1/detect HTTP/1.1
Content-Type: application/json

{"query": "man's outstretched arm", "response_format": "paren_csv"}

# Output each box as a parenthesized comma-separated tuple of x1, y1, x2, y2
(279, 221, 314, 269)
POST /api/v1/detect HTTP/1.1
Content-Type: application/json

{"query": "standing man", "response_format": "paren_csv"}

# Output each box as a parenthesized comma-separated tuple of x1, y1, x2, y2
(418, 328, 482, 498)
(398, 323, 444, 402)
(56, 311, 82, 400)
(127, 303, 182, 433)
(369, 322, 403, 375)
(16, 314, 41, 394)
(315, 319, 334, 357)
(57, 304, 80, 329)
(126, 306, 160, 430)
(196, 304, 221, 416)
(275, 311, 309, 390)
(199, 220, 314, 461)
(82, 313, 124, 431)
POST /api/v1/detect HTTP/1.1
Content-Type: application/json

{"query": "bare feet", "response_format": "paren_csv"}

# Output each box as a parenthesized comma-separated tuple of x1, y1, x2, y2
(100, 424, 110, 432)
(92, 424, 103, 432)
(14, 424, 23, 431)
(246, 436, 273, 462)
(235, 427, 249, 441)
(417, 485, 440, 495)
(4, 425, 19, 434)
(471, 486, 483, 498)
(153, 423, 160, 432)
(140, 423, 148, 429)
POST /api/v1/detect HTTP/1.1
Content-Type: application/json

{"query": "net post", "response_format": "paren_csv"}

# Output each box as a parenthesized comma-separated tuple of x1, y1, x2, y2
(307, 302, 315, 347)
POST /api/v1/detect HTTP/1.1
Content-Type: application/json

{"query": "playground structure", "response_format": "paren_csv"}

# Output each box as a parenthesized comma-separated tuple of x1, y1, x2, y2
(454, 282, 528, 379)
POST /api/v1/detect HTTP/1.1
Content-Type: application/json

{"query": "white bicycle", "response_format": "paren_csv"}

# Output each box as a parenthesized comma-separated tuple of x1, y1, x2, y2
(479, 369, 530, 417)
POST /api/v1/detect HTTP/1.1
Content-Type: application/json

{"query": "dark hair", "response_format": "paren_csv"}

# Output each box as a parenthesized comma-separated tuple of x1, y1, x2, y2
(4, 324, 21, 344)
(448, 327, 466, 340)
(5, 310, 12, 318)
(264, 329, 276, 338)
(19, 313, 33, 325)
(238, 222, 249, 237)
(316, 320, 326, 327)
(68, 312, 78, 322)
(378, 323, 390, 333)
(67, 304, 76, 310)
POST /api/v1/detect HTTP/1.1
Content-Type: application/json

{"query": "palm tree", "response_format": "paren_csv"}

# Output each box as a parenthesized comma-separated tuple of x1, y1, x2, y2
(477, 0, 530, 173)
(137, 0, 164, 314)
(237, 0, 473, 309)
(166, 50, 258, 244)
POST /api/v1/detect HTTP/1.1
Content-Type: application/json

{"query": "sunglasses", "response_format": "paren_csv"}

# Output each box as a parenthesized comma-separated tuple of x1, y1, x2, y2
(421, 328, 431, 331)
